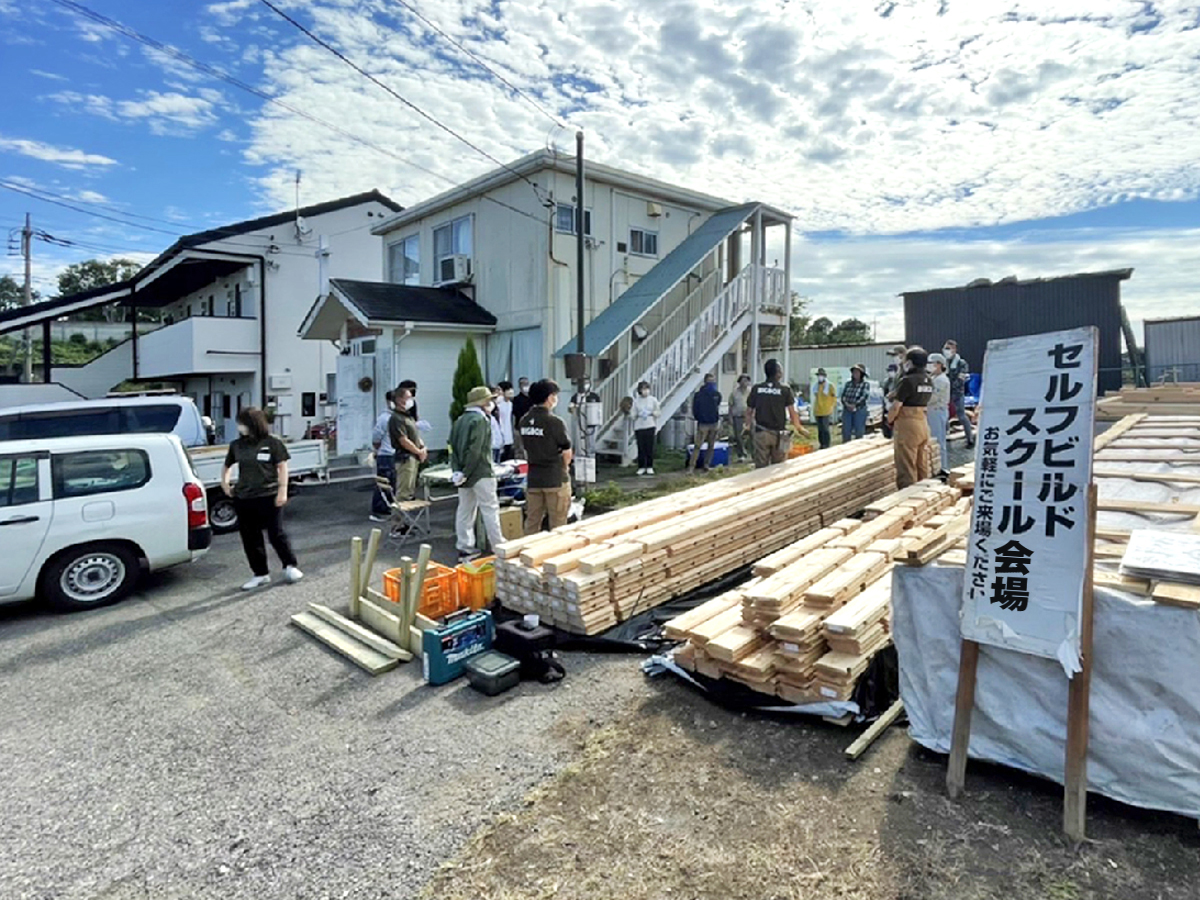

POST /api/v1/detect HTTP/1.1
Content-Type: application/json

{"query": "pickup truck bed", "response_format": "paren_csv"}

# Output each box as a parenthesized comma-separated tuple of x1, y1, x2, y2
(189, 439, 328, 533)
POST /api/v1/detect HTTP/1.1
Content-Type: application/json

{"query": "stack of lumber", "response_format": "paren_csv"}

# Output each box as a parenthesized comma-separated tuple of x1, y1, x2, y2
(496, 440, 901, 635)
(1097, 384, 1200, 420)
(667, 479, 963, 703)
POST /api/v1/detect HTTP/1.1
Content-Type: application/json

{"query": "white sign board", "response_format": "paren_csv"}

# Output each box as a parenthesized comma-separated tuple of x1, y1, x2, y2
(961, 327, 1098, 674)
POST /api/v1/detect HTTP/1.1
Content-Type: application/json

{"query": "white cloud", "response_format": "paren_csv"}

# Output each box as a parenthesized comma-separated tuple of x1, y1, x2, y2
(29, 68, 67, 82)
(49, 89, 221, 136)
(0, 134, 116, 168)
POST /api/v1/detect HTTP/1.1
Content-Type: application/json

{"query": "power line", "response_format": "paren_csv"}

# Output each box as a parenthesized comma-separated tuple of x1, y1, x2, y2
(257, 0, 551, 204)
(387, 0, 567, 130)
(0, 181, 180, 236)
(45, 0, 555, 229)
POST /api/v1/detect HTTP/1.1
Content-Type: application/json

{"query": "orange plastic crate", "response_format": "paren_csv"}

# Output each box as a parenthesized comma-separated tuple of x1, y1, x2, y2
(788, 443, 814, 458)
(456, 557, 496, 610)
(382, 562, 460, 619)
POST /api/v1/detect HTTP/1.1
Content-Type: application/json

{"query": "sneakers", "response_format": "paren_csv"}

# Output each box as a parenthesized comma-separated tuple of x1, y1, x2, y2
(646, 467, 655, 476)
(458, 549, 481, 563)
(242, 575, 271, 591)
(368, 514, 389, 523)
(636, 468, 647, 476)
(283, 566, 304, 584)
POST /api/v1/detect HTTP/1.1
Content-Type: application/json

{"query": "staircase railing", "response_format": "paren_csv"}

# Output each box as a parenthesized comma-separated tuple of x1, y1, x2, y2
(593, 264, 787, 447)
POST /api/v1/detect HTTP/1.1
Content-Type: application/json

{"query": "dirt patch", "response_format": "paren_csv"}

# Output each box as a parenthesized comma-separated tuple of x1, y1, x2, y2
(423, 679, 1200, 900)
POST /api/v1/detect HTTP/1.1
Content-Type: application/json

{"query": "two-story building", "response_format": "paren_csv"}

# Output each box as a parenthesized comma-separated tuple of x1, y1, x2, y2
(0, 191, 400, 443)
(300, 151, 794, 458)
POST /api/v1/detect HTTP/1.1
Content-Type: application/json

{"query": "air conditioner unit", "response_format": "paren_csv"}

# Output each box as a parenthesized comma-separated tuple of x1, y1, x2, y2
(268, 374, 293, 392)
(646, 201, 663, 218)
(438, 254, 472, 284)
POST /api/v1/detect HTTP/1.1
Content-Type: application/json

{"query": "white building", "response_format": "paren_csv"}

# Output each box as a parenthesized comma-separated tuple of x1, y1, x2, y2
(301, 152, 794, 458)
(0, 192, 399, 442)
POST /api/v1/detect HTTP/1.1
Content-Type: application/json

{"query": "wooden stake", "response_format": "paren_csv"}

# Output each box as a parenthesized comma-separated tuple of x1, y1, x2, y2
(349, 536, 362, 619)
(360, 528, 381, 598)
(1064, 484, 1098, 844)
(946, 639, 980, 800)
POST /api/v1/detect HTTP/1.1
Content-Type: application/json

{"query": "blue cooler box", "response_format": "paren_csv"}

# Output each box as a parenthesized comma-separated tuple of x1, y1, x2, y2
(685, 440, 731, 467)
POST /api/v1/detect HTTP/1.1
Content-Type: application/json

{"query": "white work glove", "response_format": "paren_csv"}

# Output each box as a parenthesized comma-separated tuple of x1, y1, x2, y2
(451, 471, 466, 487)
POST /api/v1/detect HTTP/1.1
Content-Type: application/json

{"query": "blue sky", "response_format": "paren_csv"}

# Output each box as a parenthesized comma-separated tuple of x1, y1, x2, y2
(2, 0, 1200, 340)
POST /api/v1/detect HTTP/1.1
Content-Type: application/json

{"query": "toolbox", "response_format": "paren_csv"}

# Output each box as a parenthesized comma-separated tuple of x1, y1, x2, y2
(422, 609, 494, 686)
(464, 650, 521, 696)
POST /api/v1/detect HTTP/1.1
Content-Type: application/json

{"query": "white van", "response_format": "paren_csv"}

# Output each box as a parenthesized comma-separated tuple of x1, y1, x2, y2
(0, 395, 210, 447)
(0, 433, 212, 611)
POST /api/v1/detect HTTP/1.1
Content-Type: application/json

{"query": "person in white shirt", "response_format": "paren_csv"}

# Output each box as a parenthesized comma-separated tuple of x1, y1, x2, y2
(926, 353, 952, 477)
(368, 391, 396, 522)
(495, 380, 515, 460)
(727, 374, 752, 461)
(489, 387, 505, 462)
(629, 381, 661, 475)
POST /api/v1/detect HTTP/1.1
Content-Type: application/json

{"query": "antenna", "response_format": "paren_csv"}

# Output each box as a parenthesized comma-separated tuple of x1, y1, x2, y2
(293, 170, 311, 240)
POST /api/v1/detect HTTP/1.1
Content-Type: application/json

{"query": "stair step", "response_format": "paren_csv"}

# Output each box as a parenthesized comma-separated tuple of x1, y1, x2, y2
(290, 611, 401, 675)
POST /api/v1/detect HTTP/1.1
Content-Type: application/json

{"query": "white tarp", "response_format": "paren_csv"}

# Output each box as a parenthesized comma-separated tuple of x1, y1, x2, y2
(962, 327, 1098, 674)
(895, 456, 1200, 818)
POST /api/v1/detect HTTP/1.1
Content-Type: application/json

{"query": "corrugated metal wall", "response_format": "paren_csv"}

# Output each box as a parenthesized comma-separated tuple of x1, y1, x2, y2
(759, 342, 899, 387)
(1145, 316, 1200, 383)
(903, 274, 1126, 393)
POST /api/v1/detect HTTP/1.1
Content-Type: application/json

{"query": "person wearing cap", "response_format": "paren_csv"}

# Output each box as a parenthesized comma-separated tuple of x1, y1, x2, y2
(449, 385, 505, 561)
(887, 347, 935, 488)
(881, 361, 902, 439)
(942, 338, 974, 448)
(926, 352, 951, 477)
(727, 374, 752, 462)
(811, 367, 837, 450)
(520, 379, 573, 534)
(840, 363, 870, 443)
(745, 358, 809, 468)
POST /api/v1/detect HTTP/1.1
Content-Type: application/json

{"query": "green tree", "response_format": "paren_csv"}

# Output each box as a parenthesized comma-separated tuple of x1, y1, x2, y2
(805, 316, 833, 344)
(826, 318, 872, 345)
(57, 258, 146, 322)
(449, 338, 485, 421)
(0, 274, 39, 312)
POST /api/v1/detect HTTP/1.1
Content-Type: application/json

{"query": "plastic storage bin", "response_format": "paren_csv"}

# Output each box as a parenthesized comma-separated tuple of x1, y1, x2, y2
(457, 557, 496, 610)
(383, 562, 460, 619)
(464, 650, 521, 696)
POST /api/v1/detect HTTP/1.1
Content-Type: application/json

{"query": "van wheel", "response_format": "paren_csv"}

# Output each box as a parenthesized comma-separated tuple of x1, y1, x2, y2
(209, 495, 238, 534)
(43, 543, 140, 612)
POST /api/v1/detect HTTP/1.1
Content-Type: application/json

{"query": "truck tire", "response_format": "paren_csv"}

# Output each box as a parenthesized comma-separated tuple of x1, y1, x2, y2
(42, 542, 141, 612)
(209, 492, 238, 534)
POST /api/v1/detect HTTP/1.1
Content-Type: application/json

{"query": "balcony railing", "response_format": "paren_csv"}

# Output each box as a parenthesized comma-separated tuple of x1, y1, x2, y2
(138, 316, 259, 379)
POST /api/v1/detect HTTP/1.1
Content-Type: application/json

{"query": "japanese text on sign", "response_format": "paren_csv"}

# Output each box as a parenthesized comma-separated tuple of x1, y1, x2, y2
(961, 327, 1097, 673)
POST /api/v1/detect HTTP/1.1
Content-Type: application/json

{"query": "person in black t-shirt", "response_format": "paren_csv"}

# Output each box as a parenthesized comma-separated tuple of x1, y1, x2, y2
(886, 347, 935, 488)
(511, 377, 533, 459)
(221, 407, 302, 590)
(519, 379, 573, 534)
(745, 358, 808, 468)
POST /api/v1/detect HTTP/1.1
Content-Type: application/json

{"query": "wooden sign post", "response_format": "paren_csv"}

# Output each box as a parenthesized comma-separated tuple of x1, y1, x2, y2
(945, 327, 1100, 843)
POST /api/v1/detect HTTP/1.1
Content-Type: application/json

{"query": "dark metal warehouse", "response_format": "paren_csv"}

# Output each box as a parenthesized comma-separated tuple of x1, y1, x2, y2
(902, 269, 1132, 394)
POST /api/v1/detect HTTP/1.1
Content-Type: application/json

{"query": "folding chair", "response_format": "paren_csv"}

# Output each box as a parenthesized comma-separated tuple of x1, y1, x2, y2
(374, 476, 432, 547)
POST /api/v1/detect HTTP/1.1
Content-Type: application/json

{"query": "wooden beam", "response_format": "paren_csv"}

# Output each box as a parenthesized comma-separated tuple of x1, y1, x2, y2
(1097, 498, 1200, 516)
(360, 528, 381, 598)
(1092, 413, 1146, 450)
(1094, 469, 1200, 486)
(349, 536, 362, 619)
(946, 639, 980, 800)
(290, 612, 401, 675)
(306, 603, 412, 661)
(1064, 485, 1097, 844)
(845, 698, 905, 760)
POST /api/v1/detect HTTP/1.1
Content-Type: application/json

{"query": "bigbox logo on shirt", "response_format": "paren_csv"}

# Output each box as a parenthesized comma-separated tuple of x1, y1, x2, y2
(520, 426, 545, 437)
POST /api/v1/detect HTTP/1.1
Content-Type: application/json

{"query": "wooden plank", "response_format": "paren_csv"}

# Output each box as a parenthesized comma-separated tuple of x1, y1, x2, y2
(845, 699, 905, 761)
(1152, 583, 1200, 609)
(946, 639, 980, 800)
(1097, 498, 1200, 516)
(306, 603, 412, 661)
(349, 536, 362, 619)
(1092, 413, 1147, 450)
(291, 612, 400, 675)
(1064, 484, 1097, 844)
(360, 528, 381, 598)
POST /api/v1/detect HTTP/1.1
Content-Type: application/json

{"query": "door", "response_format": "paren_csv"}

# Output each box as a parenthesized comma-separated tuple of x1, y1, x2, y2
(336, 354, 375, 456)
(0, 454, 52, 596)
(396, 334, 478, 450)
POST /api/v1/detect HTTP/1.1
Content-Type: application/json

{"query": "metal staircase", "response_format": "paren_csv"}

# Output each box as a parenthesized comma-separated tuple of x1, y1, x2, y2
(595, 263, 787, 460)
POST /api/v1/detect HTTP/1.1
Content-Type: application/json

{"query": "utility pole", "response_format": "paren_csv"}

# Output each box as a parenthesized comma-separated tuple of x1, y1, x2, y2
(573, 129, 594, 481)
(21, 212, 33, 383)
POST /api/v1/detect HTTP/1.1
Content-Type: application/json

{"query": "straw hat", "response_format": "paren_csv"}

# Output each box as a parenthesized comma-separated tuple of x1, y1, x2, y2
(466, 385, 493, 407)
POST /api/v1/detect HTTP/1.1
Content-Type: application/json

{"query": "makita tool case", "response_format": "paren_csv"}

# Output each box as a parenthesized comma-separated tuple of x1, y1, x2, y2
(422, 609, 494, 686)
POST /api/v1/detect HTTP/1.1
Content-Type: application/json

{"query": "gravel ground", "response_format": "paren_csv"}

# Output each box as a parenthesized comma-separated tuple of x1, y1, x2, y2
(0, 481, 653, 900)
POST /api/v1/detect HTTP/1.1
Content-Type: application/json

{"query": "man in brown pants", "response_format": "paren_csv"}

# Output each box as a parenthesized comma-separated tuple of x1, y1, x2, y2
(745, 358, 809, 468)
(886, 347, 935, 488)
(519, 379, 574, 534)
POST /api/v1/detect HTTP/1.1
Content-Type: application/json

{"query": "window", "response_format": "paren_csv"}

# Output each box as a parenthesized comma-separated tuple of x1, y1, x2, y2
(630, 228, 658, 257)
(0, 456, 40, 507)
(227, 284, 243, 317)
(722, 351, 738, 374)
(121, 405, 184, 435)
(53, 450, 151, 499)
(388, 235, 420, 286)
(301, 392, 316, 417)
(555, 204, 592, 236)
(0, 407, 120, 441)
(433, 215, 473, 280)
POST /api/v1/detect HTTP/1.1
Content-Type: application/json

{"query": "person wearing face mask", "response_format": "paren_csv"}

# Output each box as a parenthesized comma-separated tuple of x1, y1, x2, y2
(887, 347, 935, 488)
(689, 372, 722, 472)
(840, 364, 870, 442)
(520, 379, 574, 534)
(368, 390, 397, 522)
(926, 353, 951, 478)
(942, 339, 974, 448)
(449, 385, 505, 561)
(629, 380, 661, 475)
(221, 407, 302, 590)
(727, 374, 752, 462)
(880, 363, 901, 439)
(388, 387, 427, 502)
(511, 377, 533, 459)
(811, 367, 837, 450)
(495, 381, 516, 460)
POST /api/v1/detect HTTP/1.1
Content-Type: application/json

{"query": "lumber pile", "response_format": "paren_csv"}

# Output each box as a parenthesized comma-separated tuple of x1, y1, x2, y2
(496, 439, 906, 635)
(668, 479, 963, 703)
(1097, 384, 1200, 420)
